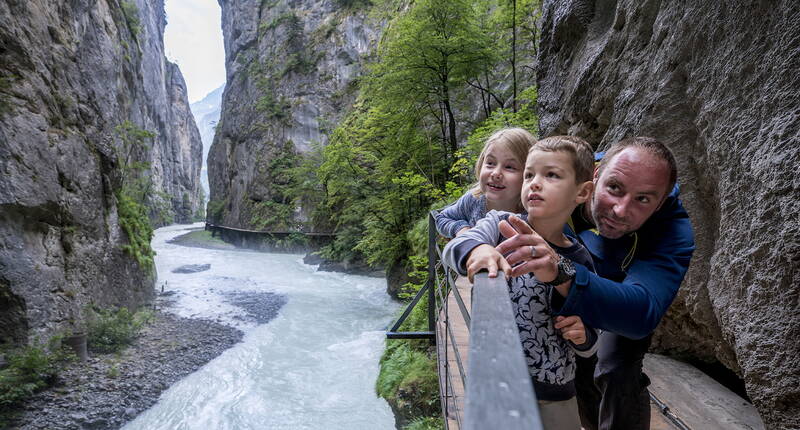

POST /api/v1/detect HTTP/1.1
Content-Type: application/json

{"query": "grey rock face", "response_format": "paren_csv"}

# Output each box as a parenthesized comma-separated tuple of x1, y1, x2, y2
(0, 0, 202, 344)
(208, 0, 382, 228)
(191, 84, 225, 197)
(537, 0, 800, 426)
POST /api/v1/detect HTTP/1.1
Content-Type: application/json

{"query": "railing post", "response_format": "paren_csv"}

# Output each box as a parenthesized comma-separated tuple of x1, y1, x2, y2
(427, 213, 437, 341)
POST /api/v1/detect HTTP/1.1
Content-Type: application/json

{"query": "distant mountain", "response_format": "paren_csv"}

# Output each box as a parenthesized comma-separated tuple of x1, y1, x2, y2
(190, 84, 224, 196)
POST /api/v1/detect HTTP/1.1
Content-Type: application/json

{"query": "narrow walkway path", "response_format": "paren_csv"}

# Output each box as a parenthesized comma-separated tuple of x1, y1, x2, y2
(436, 276, 471, 430)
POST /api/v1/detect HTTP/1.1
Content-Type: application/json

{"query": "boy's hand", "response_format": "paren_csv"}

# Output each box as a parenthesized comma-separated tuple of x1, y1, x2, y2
(495, 217, 559, 281)
(455, 226, 471, 236)
(555, 315, 586, 345)
(466, 244, 512, 283)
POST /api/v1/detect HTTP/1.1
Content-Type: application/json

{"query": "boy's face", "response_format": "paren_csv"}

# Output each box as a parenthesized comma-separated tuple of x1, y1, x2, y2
(521, 150, 591, 223)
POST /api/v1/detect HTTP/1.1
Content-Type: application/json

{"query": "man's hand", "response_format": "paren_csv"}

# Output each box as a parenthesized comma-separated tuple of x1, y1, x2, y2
(466, 244, 512, 282)
(455, 226, 471, 236)
(555, 315, 587, 345)
(494, 216, 559, 281)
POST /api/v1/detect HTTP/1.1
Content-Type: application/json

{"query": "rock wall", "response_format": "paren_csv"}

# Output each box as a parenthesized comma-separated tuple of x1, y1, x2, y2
(0, 0, 202, 345)
(208, 0, 382, 229)
(537, 0, 799, 426)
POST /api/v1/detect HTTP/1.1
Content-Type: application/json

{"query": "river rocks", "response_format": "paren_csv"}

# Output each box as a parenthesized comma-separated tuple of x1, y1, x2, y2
(172, 263, 212, 274)
(207, 0, 382, 229)
(537, 0, 800, 426)
(222, 291, 288, 324)
(0, 0, 202, 345)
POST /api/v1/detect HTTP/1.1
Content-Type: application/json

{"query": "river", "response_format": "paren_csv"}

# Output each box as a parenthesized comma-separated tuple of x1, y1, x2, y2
(122, 223, 399, 429)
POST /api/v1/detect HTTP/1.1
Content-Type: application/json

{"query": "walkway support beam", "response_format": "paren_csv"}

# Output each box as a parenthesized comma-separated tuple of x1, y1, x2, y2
(464, 272, 543, 430)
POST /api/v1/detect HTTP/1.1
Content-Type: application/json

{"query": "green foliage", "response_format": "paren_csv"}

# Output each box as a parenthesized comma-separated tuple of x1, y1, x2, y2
(0, 339, 73, 412)
(87, 306, 153, 353)
(368, 0, 495, 158)
(114, 120, 158, 269)
(121, 1, 142, 38)
(376, 299, 440, 420)
(404, 416, 444, 430)
(116, 190, 155, 268)
(193, 187, 206, 222)
(207, 198, 226, 223)
(334, 0, 372, 10)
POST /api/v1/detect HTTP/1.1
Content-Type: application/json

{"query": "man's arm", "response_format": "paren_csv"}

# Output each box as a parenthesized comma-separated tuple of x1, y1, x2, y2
(560, 214, 694, 339)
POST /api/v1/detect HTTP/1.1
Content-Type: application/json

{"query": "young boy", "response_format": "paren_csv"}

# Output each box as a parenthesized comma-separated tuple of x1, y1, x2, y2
(442, 136, 598, 429)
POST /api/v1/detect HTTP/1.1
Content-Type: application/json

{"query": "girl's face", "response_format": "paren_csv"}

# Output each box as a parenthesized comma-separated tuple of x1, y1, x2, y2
(479, 143, 524, 211)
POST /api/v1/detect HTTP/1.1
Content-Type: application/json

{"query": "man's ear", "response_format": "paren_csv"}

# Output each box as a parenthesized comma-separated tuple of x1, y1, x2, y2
(575, 180, 594, 204)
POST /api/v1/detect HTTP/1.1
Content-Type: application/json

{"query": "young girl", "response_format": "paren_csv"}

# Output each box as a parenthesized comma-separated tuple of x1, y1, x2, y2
(435, 127, 534, 238)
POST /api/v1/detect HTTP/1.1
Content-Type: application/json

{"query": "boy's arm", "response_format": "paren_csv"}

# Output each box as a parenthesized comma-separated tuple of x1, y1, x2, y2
(442, 210, 506, 277)
(435, 193, 474, 238)
(555, 316, 599, 357)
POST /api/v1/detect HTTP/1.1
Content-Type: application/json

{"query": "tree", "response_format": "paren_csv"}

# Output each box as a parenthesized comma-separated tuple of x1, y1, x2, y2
(368, 0, 495, 161)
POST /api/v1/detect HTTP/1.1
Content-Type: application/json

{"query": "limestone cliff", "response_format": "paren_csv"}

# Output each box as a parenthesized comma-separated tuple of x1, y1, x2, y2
(208, 0, 381, 230)
(0, 0, 202, 345)
(537, 0, 799, 426)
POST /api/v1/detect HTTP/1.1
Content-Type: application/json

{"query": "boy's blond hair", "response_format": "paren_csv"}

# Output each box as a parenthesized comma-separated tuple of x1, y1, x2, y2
(470, 128, 535, 197)
(530, 135, 594, 183)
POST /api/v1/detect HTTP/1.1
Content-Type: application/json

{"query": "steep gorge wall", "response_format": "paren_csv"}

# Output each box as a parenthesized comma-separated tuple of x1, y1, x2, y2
(537, 0, 799, 426)
(208, 0, 382, 230)
(0, 0, 202, 345)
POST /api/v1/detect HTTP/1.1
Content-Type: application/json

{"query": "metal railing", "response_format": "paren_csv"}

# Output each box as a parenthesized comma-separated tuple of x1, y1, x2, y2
(386, 211, 542, 430)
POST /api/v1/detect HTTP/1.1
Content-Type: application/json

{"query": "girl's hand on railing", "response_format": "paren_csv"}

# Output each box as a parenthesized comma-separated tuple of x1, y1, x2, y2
(466, 244, 512, 282)
(554, 315, 587, 345)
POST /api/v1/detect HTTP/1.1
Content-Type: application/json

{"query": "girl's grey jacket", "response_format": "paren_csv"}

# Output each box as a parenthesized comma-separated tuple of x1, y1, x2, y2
(442, 210, 599, 401)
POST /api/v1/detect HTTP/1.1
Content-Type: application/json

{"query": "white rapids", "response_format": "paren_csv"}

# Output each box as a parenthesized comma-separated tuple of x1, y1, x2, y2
(122, 223, 399, 430)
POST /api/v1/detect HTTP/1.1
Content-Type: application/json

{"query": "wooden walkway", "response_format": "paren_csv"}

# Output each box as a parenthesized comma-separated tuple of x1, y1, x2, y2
(434, 275, 765, 430)
(436, 276, 471, 430)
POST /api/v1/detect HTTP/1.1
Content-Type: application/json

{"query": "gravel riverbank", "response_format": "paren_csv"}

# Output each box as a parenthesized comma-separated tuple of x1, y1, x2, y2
(6, 309, 243, 430)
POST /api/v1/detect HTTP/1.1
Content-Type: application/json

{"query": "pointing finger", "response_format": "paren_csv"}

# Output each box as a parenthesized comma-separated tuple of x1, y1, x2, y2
(498, 219, 519, 239)
(507, 216, 534, 235)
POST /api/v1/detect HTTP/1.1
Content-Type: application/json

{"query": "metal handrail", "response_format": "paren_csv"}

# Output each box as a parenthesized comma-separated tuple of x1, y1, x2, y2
(387, 211, 542, 430)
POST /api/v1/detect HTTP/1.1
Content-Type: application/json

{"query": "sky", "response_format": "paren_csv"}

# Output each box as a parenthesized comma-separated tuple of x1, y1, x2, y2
(164, 0, 226, 103)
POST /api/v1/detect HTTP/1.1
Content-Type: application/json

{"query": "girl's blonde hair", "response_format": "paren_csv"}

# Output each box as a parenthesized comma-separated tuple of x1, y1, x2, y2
(470, 127, 535, 199)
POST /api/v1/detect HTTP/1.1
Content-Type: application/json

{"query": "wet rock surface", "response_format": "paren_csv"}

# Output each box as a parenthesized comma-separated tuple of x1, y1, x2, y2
(5, 311, 243, 430)
(223, 291, 288, 324)
(171, 263, 212, 274)
(537, 0, 800, 426)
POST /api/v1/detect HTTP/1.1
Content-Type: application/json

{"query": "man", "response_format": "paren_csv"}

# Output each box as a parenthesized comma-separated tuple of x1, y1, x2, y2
(491, 137, 695, 430)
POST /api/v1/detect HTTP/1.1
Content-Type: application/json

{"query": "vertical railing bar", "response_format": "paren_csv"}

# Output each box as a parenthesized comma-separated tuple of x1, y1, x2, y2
(427, 214, 437, 339)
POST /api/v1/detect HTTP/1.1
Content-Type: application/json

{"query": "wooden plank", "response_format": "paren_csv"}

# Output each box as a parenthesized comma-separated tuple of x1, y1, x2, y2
(644, 354, 765, 430)
(463, 272, 543, 430)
